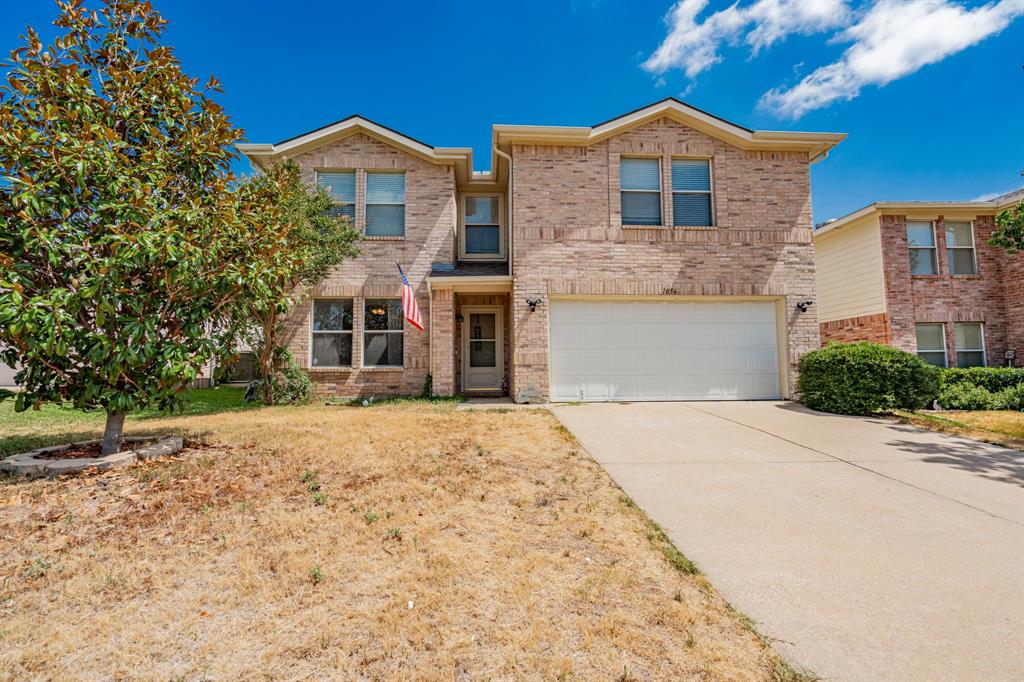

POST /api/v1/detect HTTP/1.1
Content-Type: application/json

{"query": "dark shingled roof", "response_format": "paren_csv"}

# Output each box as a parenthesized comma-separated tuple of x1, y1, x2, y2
(430, 262, 509, 278)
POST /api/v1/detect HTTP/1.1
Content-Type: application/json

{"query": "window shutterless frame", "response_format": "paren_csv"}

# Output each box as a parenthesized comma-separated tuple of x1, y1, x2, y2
(945, 220, 978, 276)
(906, 220, 938, 275)
(315, 170, 356, 221)
(619, 156, 663, 226)
(309, 298, 354, 368)
(460, 194, 505, 260)
(914, 322, 947, 368)
(953, 322, 986, 368)
(670, 157, 714, 227)
(363, 298, 404, 367)
(365, 171, 406, 237)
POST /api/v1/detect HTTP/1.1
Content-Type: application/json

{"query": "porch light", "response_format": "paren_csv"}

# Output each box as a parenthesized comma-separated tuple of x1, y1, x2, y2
(526, 297, 542, 312)
(796, 300, 814, 313)
(370, 306, 386, 316)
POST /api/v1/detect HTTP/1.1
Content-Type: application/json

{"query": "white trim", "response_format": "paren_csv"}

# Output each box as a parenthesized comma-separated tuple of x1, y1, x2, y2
(461, 305, 504, 392)
(459, 193, 506, 261)
(914, 322, 948, 368)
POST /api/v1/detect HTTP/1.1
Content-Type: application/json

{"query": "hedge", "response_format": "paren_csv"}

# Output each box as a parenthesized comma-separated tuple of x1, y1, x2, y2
(797, 342, 940, 415)
(937, 367, 1024, 410)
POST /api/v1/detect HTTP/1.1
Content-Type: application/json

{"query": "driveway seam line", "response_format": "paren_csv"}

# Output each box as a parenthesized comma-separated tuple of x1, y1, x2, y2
(680, 404, 1022, 526)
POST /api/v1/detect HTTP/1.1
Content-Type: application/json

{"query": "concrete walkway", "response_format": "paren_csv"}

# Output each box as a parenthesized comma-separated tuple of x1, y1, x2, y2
(551, 401, 1024, 682)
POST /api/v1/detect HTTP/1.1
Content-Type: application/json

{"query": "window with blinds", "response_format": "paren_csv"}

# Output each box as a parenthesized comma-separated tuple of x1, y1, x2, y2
(672, 159, 713, 227)
(463, 195, 502, 258)
(366, 171, 405, 237)
(317, 171, 355, 220)
(620, 158, 662, 226)
(945, 221, 977, 275)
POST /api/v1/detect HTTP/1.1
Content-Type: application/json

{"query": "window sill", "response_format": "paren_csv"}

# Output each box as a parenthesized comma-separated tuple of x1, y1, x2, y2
(950, 274, 982, 279)
(364, 235, 405, 241)
(360, 366, 405, 372)
(308, 366, 404, 373)
(621, 224, 668, 230)
(910, 275, 944, 279)
(309, 366, 353, 372)
(673, 225, 717, 231)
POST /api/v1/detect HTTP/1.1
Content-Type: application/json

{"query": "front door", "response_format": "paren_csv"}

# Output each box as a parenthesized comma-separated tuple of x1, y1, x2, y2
(462, 307, 502, 391)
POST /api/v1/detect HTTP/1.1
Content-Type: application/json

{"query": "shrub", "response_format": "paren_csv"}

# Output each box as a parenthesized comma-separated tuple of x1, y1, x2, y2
(244, 347, 312, 405)
(939, 367, 1024, 393)
(937, 382, 1002, 411)
(797, 342, 940, 415)
(999, 384, 1024, 411)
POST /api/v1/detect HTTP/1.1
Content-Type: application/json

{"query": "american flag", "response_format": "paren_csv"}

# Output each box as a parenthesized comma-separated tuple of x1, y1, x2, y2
(397, 264, 424, 331)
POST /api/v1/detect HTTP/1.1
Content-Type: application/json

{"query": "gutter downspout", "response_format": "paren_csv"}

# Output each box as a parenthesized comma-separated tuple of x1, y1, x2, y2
(493, 146, 513, 278)
(427, 279, 433, 387)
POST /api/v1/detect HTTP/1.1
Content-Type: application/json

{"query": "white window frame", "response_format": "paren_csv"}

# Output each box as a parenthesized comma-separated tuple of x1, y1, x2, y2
(365, 170, 406, 238)
(363, 298, 404, 368)
(315, 170, 356, 222)
(915, 322, 947, 368)
(459, 194, 506, 261)
(309, 298, 354, 368)
(670, 156, 715, 228)
(907, 220, 938, 276)
(620, 156, 663, 227)
(953, 322, 986, 368)
(945, 220, 978, 276)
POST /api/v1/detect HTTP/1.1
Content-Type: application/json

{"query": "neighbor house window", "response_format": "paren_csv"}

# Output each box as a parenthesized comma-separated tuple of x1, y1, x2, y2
(366, 171, 405, 237)
(945, 221, 977, 275)
(954, 322, 986, 367)
(463, 195, 502, 258)
(310, 299, 353, 367)
(317, 171, 355, 220)
(364, 299, 403, 367)
(620, 157, 661, 226)
(915, 323, 947, 367)
(907, 221, 938, 275)
(671, 158, 713, 227)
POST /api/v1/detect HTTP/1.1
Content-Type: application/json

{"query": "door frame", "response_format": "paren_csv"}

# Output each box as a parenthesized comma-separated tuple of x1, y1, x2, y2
(461, 305, 504, 392)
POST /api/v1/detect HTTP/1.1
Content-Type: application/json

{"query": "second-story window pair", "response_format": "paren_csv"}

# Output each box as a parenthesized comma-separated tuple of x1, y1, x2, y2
(907, 220, 977, 275)
(620, 157, 713, 227)
(317, 170, 406, 237)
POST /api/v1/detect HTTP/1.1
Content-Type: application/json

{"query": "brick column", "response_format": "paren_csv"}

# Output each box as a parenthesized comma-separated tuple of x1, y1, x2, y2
(430, 288, 455, 395)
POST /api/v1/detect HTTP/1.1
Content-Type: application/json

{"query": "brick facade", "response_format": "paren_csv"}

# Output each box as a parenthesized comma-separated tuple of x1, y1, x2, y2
(879, 214, 1016, 366)
(510, 117, 819, 400)
(820, 313, 891, 345)
(277, 116, 824, 400)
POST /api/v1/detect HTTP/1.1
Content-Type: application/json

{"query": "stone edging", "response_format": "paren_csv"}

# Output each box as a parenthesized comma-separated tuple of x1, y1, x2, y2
(0, 436, 183, 478)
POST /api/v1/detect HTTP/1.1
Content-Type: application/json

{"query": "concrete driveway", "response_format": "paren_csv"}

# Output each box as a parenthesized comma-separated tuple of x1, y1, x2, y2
(551, 401, 1024, 682)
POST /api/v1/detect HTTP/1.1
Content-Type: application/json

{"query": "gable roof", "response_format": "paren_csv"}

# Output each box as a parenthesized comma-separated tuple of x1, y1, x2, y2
(813, 187, 1024, 239)
(492, 97, 846, 162)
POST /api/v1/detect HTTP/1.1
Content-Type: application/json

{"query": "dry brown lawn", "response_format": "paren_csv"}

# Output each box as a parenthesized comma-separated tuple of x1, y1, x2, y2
(1, 402, 799, 681)
(898, 410, 1024, 450)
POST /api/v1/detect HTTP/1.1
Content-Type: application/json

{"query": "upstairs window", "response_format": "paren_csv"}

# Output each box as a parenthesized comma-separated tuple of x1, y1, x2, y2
(463, 196, 503, 258)
(907, 221, 937, 275)
(671, 159, 713, 227)
(954, 322, 985, 367)
(620, 158, 661, 226)
(364, 299, 404, 367)
(310, 299, 353, 367)
(317, 171, 355, 220)
(915, 323, 947, 367)
(366, 171, 405, 237)
(945, 221, 977, 275)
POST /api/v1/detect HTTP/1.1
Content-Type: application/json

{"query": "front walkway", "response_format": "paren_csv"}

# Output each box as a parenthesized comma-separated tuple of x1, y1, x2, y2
(552, 401, 1024, 682)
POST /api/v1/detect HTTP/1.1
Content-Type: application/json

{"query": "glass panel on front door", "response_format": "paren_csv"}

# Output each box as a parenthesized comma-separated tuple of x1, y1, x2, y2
(464, 311, 500, 390)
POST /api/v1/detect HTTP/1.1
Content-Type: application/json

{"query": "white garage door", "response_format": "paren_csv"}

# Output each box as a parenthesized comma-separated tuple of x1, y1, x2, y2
(549, 300, 781, 402)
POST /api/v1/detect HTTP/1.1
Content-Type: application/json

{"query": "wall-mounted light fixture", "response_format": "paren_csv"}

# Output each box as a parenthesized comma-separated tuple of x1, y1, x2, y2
(526, 297, 542, 312)
(796, 300, 814, 313)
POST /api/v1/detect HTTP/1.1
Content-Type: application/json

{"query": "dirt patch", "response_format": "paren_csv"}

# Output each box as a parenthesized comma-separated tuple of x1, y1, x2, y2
(34, 439, 160, 460)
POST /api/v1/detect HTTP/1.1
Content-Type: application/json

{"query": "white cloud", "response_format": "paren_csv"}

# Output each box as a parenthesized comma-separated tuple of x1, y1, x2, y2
(760, 0, 1024, 118)
(642, 0, 850, 78)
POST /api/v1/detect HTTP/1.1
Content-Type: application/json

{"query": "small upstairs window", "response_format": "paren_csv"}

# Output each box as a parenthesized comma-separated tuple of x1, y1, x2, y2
(317, 171, 355, 220)
(463, 195, 503, 258)
(672, 159, 713, 227)
(945, 221, 977, 275)
(907, 221, 937, 275)
(620, 157, 662, 226)
(366, 171, 405, 237)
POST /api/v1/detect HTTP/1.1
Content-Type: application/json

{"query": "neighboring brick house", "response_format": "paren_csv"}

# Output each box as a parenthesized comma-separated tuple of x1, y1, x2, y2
(813, 189, 1024, 368)
(238, 99, 845, 402)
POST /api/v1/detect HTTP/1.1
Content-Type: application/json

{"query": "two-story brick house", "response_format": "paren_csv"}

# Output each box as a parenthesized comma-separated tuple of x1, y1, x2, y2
(238, 99, 845, 402)
(813, 189, 1023, 368)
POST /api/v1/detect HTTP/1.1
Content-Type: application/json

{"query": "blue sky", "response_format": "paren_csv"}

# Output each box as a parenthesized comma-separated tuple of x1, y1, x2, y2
(2, 0, 1022, 221)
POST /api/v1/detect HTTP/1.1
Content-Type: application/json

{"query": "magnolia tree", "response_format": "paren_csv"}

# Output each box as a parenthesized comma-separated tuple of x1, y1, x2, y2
(233, 160, 361, 404)
(0, 0, 251, 454)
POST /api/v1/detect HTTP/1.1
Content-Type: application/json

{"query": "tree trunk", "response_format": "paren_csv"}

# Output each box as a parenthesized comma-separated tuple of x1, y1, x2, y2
(258, 312, 276, 405)
(101, 411, 127, 455)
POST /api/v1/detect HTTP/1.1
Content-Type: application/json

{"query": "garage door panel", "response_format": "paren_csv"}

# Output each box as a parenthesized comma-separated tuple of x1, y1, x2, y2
(549, 300, 782, 402)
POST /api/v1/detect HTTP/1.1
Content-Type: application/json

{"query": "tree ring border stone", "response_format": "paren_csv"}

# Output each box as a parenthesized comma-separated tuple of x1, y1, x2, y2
(0, 436, 184, 478)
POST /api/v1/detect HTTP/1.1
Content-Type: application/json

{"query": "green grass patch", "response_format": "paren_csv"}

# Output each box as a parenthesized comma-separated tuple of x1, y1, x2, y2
(0, 386, 253, 458)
